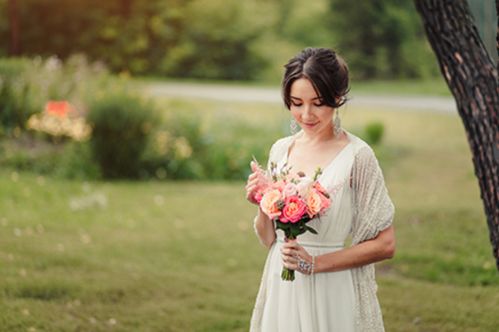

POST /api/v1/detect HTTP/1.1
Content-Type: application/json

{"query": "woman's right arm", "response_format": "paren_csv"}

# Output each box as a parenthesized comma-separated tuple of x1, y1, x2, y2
(253, 207, 276, 249)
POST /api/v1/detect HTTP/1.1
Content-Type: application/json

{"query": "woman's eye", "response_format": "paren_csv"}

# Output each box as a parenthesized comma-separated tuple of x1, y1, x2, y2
(291, 102, 303, 107)
(314, 102, 325, 107)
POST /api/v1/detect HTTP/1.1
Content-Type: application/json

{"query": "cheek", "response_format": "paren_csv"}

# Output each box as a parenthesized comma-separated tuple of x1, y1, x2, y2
(290, 108, 301, 120)
(318, 108, 334, 121)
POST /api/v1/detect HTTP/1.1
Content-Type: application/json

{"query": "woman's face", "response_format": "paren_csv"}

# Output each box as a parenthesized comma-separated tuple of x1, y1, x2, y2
(289, 77, 334, 136)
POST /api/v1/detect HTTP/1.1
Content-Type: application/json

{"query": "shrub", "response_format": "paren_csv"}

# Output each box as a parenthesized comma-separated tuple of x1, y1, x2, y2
(55, 142, 101, 180)
(0, 133, 63, 174)
(0, 55, 109, 136)
(140, 112, 207, 180)
(140, 110, 275, 181)
(0, 58, 45, 134)
(364, 122, 385, 146)
(87, 89, 158, 179)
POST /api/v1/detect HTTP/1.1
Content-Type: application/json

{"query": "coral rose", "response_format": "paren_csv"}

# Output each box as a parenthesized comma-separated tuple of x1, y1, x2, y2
(318, 191, 331, 211)
(306, 189, 323, 217)
(313, 182, 329, 197)
(312, 182, 331, 211)
(280, 195, 307, 223)
(260, 189, 282, 219)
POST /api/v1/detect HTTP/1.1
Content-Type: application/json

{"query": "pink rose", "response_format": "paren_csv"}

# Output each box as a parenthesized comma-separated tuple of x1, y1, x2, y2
(253, 182, 271, 203)
(306, 189, 323, 217)
(260, 189, 282, 219)
(280, 195, 307, 223)
(254, 192, 263, 203)
(249, 164, 271, 203)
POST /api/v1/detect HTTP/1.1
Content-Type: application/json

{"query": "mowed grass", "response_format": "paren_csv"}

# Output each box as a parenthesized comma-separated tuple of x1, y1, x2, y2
(1, 102, 498, 331)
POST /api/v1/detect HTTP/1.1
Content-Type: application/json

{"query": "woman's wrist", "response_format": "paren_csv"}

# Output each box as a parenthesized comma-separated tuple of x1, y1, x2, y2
(314, 254, 325, 274)
(257, 207, 271, 222)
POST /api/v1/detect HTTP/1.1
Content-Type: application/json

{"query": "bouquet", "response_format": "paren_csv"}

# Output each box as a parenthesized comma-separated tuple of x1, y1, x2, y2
(251, 156, 331, 281)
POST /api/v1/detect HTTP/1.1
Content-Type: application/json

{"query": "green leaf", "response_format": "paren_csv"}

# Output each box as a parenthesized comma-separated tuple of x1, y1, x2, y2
(305, 226, 318, 234)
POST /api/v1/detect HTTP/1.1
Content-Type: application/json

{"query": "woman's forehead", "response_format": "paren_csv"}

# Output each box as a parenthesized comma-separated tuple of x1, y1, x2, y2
(290, 78, 321, 99)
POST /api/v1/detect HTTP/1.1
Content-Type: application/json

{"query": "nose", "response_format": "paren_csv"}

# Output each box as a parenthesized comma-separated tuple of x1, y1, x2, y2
(302, 104, 315, 119)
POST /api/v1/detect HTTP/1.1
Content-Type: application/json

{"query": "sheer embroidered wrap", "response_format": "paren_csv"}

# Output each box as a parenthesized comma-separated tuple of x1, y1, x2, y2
(349, 145, 394, 332)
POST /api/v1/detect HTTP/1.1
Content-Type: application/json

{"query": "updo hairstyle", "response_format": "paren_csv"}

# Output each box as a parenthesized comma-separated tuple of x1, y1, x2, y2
(282, 47, 350, 110)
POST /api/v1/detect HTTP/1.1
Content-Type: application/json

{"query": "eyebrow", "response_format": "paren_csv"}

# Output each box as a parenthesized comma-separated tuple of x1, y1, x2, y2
(290, 96, 322, 101)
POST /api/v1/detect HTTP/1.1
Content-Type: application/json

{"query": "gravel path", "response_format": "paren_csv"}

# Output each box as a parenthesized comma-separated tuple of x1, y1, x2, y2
(142, 81, 457, 114)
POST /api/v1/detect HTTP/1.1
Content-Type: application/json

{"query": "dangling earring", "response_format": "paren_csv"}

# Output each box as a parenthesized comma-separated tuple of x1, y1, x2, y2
(333, 111, 342, 137)
(290, 118, 299, 134)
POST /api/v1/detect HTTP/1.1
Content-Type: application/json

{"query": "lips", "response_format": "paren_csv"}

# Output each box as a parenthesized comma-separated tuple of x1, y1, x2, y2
(303, 122, 317, 127)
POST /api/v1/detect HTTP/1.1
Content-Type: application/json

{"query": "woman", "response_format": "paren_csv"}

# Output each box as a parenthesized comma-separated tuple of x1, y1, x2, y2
(245, 47, 395, 332)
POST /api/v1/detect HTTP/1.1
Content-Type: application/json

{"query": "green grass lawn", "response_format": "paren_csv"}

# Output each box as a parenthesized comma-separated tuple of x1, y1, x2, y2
(1, 104, 498, 331)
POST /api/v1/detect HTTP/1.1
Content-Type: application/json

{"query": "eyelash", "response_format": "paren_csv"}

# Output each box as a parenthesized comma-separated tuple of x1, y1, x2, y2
(291, 102, 325, 107)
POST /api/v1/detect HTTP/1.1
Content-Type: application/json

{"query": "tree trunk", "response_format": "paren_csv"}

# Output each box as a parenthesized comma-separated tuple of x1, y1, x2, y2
(496, 0, 498, 66)
(8, 0, 20, 55)
(121, 0, 132, 19)
(414, 0, 499, 269)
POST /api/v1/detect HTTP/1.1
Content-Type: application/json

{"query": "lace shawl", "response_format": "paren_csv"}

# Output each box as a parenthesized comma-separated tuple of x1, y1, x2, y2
(349, 144, 395, 332)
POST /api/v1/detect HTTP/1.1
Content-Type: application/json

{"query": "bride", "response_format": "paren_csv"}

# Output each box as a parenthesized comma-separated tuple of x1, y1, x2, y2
(245, 47, 395, 332)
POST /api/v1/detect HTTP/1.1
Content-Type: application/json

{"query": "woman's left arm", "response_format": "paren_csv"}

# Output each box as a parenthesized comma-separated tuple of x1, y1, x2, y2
(282, 145, 395, 274)
(315, 225, 395, 273)
(281, 225, 395, 274)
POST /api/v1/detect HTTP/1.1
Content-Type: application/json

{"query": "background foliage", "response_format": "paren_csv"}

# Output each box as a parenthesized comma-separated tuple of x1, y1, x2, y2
(0, 0, 439, 80)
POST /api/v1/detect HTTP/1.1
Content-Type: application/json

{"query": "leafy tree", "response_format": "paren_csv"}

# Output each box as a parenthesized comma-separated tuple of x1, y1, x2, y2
(159, 0, 269, 80)
(327, 0, 438, 79)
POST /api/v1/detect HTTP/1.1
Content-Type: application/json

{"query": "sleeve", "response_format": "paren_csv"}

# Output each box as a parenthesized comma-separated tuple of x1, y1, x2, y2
(350, 145, 395, 245)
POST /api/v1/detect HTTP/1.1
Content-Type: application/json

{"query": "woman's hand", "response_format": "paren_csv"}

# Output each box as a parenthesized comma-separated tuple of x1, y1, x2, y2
(245, 161, 269, 205)
(281, 239, 314, 275)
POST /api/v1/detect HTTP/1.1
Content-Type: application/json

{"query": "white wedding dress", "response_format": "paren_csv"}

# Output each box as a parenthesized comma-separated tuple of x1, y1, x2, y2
(250, 130, 395, 332)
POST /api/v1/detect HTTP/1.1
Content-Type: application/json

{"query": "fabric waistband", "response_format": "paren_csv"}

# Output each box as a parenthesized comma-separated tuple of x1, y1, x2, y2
(276, 238, 344, 248)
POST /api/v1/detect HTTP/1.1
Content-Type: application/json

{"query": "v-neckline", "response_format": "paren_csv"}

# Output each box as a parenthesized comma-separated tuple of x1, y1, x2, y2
(282, 129, 352, 183)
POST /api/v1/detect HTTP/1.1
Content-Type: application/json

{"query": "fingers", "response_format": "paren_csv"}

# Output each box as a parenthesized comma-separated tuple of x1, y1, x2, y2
(248, 172, 258, 180)
(282, 240, 299, 250)
(281, 242, 313, 274)
(281, 252, 300, 271)
(245, 172, 268, 203)
(280, 246, 300, 265)
(245, 184, 257, 193)
(250, 161, 260, 173)
(245, 173, 266, 188)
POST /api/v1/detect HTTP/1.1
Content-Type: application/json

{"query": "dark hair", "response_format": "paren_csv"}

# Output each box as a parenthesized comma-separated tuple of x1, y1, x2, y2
(282, 47, 349, 109)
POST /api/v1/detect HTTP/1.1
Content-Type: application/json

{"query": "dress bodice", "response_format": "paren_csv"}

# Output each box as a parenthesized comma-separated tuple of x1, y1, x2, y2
(272, 130, 357, 246)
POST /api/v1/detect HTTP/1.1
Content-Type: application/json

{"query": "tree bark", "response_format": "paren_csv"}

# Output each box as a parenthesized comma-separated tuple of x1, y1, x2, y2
(8, 0, 20, 55)
(496, 0, 498, 66)
(415, 0, 499, 269)
(120, 0, 132, 19)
